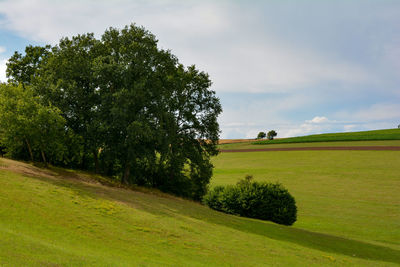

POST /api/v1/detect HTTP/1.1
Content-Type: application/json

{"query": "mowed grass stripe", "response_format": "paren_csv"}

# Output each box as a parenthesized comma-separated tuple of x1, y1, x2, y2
(218, 140, 400, 151)
(220, 146, 400, 152)
(252, 128, 400, 145)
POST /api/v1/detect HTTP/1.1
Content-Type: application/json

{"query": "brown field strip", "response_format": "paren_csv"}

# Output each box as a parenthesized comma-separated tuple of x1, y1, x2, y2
(218, 139, 256, 144)
(220, 146, 400, 152)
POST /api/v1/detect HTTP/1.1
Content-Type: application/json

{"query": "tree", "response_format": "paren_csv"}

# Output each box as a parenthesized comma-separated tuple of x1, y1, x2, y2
(0, 84, 67, 165)
(267, 130, 277, 140)
(0, 130, 5, 157)
(94, 25, 222, 199)
(257, 132, 266, 139)
(36, 33, 104, 171)
(6, 36, 103, 171)
(5, 24, 222, 200)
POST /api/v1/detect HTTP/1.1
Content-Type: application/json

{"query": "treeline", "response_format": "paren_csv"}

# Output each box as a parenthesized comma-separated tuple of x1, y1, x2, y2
(0, 24, 222, 200)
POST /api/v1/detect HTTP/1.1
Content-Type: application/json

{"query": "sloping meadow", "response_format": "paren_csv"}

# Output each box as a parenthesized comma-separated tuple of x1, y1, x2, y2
(0, 157, 399, 266)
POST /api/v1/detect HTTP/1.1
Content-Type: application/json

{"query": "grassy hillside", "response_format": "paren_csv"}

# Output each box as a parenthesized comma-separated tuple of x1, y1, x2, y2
(1, 158, 399, 266)
(253, 129, 400, 145)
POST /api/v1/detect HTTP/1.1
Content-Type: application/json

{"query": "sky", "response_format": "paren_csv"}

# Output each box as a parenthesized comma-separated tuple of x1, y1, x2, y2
(0, 0, 399, 139)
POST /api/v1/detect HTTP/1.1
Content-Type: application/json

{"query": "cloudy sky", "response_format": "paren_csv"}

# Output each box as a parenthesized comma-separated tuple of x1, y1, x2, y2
(1, 0, 399, 138)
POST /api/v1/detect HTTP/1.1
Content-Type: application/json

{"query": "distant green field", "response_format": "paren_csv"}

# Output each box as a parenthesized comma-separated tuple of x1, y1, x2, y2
(211, 150, 400, 255)
(1, 158, 399, 266)
(253, 129, 400, 145)
(219, 140, 400, 150)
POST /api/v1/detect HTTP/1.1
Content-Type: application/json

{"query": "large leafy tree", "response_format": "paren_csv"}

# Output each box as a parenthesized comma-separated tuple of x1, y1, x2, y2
(4, 24, 222, 200)
(95, 25, 222, 199)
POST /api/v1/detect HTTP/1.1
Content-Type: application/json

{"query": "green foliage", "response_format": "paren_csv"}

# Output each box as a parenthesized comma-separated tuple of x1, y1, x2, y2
(0, 84, 68, 165)
(267, 130, 277, 140)
(257, 131, 266, 139)
(3, 24, 222, 200)
(6, 45, 51, 86)
(253, 129, 400, 145)
(203, 175, 297, 225)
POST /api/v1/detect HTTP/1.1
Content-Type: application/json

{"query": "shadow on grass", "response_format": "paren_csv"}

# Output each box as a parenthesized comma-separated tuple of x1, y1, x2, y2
(206, 213, 400, 264)
(21, 168, 400, 265)
(141, 196, 400, 264)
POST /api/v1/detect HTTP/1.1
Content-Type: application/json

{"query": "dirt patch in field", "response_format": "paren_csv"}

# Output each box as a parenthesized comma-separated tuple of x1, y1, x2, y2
(220, 146, 400, 152)
(0, 157, 176, 200)
(0, 158, 57, 178)
(0, 157, 102, 186)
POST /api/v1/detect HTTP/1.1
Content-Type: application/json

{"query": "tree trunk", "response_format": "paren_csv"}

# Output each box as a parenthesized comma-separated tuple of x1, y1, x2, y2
(81, 154, 87, 170)
(122, 161, 131, 185)
(25, 138, 34, 162)
(92, 149, 99, 173)
(81, 141, 88, 170)
(40, 148, 47, 167)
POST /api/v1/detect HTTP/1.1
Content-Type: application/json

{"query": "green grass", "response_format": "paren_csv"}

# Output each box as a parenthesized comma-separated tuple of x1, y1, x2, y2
(1, 157, 399, 266)
(219, 140, 400, 150)
(211, 150, 400, 254)
(252, 128, 400, 145)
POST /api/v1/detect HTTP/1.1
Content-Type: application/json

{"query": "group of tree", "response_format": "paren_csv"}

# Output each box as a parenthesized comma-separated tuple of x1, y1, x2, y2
(257, 130, 277, 140)
(0, 24, 222, 200)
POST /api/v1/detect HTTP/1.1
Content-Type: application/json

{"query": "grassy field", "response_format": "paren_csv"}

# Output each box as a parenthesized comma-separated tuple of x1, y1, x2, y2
(1, 157, 399, 266)
(252, 128, 400, 145)
(211, 150, 400, 253)
(218, 140, 400, 150)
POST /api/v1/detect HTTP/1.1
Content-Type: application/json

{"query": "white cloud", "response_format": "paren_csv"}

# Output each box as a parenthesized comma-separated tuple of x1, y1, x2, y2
(0, 59, 7, 83)
(306, 116, 329, 124)
(279, 104, 400, 138)
(336, 103, 400, 122)
(0, 47, 6, 82)
(218, 93, 315, 138)
(0, 0, 229, 44)
(0, 0, 373, 94)
(343, 124, 357, 132)
(281, 122, 332, 138)
(208, 41, 371, 93)
(280, 117, 344, 138)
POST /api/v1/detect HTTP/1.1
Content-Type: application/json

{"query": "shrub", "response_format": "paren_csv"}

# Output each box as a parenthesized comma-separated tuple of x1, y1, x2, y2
(203, 176, 297, 225)
(202, 185, 225, 211)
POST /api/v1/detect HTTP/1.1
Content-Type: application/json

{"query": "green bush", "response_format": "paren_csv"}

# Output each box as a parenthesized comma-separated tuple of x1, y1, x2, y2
(203, 176, 297, 225)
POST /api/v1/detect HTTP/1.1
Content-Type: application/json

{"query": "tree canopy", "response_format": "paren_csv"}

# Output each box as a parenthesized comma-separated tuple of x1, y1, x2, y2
(267, 130, 277, 140)
(0, 84, 67, 165)
(257, 132, 266, 139)
(1, 24, 222, 200)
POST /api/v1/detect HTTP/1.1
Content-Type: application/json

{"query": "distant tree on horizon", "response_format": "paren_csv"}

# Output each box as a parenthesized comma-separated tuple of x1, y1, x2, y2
(257, 131, 266, 139)
(267, 130, 277, 140)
